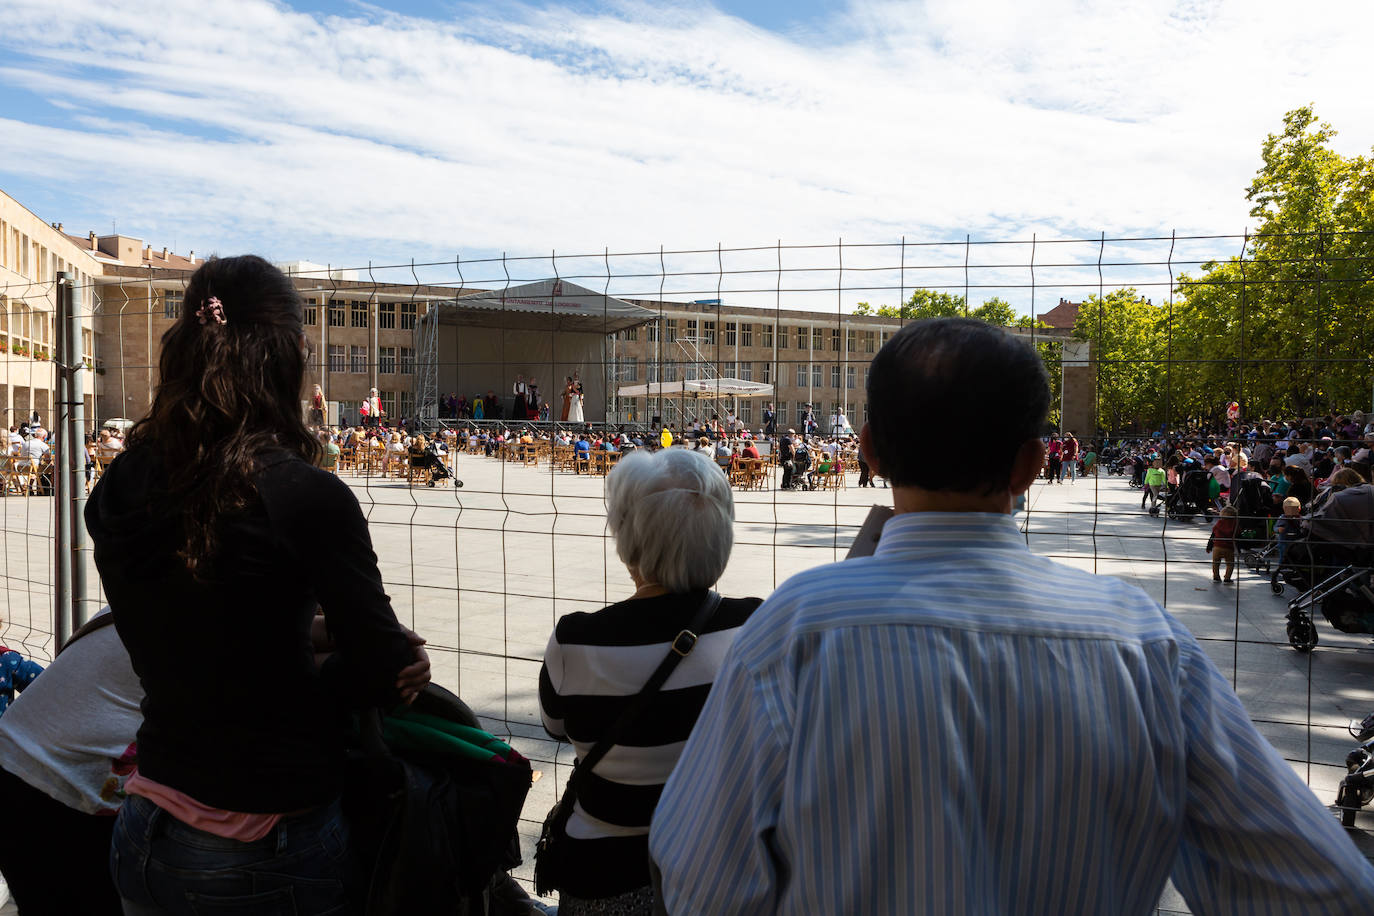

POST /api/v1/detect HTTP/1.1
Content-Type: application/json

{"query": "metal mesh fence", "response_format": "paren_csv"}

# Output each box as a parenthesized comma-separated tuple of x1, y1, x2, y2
(2, 232, 1371, 910)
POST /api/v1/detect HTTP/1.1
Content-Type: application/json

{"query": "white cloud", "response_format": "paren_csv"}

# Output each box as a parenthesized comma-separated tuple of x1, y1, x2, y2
(0, 0, 1369, 312)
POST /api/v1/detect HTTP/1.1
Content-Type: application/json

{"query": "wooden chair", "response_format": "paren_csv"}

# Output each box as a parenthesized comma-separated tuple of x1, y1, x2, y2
(337, 447, 356, 474)
(754, 460, 773, 490)
(0, 457, 19, 496)
(817, 463, 844, 491)
(407, 459, 448, 487)
(520, 443, 539, 467)
(728, 457, 751, 490)
(26, 457, 51, 496)
(573, 451, 592, 475)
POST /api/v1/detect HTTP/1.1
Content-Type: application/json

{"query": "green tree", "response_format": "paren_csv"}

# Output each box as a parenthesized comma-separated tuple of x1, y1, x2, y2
(970, 297, 1016, 326)
(1172, 106, 1374, 420)
(853, 291, 1019, 325)
(853, 289, 967, 320)
(1072, 289, 1168, 431)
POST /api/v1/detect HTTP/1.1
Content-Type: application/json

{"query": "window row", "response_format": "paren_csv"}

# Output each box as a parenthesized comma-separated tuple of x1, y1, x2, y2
(324, 346, 415, 374)
(628, 321, 887, 352)
(306, 299, 418, 330)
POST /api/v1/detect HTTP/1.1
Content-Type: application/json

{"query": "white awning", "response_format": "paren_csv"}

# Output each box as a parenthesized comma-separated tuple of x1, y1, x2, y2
(615, 378, 774, 399)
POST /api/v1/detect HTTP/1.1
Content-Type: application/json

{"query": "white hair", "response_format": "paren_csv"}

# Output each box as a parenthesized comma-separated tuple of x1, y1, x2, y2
(605, 447, 734, 593)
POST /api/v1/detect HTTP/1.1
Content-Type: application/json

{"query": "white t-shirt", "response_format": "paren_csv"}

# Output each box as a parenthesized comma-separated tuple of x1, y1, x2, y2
(20, 438, 50, 462)
(1285, 450, 1312, 472)
(0, 611, 143, 814)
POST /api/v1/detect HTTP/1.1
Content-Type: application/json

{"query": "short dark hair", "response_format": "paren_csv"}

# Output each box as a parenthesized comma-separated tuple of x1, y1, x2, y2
(866, 318, 1049, 493)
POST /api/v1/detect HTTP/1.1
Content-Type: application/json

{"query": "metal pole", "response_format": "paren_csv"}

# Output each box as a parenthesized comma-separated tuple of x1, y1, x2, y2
(68, 273, 89, 627)
(53, 273, 72, 649)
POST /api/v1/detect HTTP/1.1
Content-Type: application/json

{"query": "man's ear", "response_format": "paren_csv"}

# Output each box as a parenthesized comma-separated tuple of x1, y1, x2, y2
(859, 423, 882, 478)
(1010, 437, 1046, 495)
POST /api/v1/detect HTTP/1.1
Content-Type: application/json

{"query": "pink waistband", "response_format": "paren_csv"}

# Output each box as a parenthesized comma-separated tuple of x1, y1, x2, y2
(126, 771, 283, 842)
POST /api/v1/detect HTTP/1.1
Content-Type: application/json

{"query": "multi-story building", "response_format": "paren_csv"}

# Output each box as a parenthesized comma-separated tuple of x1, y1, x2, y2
(0, 190, 102, 428)
(85, 255, 453, 425)
(4, 185, 1093, 434)
(608, 297, 1092, 435)
(608, 299, 904, 432)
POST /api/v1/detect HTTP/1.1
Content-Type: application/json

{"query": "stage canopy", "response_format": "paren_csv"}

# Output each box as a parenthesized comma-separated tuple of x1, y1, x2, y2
(416, 279, 656, 422)
(615, 378, 774, 399)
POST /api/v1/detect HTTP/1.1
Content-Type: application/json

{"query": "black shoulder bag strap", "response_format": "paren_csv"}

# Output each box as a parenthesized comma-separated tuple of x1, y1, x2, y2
(537, 590, 723, 894)
(571, 589, 723, 784)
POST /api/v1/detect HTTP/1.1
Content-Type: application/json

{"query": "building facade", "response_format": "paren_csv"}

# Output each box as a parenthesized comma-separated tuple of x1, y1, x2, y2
(89, 258, 449, 425)
(608, 299, 904, 432)
(3, 186, 1093, 435)
(0, 190, 101, 429)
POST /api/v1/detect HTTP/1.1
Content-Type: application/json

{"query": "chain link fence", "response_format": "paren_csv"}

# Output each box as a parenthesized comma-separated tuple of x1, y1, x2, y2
(2, 233, 1371, 909)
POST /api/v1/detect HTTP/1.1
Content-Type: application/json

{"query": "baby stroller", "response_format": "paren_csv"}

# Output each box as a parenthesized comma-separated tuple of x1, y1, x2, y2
(1231, 475, 1275, 573)
(1336, 712, 1374, 827)
(1166, 469, 1212, 521)
(1280, 484, 1374, 652)
(1335, 714, 1374, 829)
(1125, 454, 1145, 485)
(792, 447, 817, 491)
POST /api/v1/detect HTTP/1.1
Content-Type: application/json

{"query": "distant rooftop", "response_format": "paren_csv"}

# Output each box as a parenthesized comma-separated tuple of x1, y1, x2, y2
(1038, 298, 1081, 329)
(61, 229, 202, 271)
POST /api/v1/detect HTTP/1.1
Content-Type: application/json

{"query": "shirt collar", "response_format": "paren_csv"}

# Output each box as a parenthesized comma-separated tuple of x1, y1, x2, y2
(874, 511, 1028, 556)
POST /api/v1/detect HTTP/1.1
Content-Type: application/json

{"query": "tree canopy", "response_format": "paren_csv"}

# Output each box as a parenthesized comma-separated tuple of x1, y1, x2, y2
(849, 107, 1373, 432)
(1164, 106, 1373, 425)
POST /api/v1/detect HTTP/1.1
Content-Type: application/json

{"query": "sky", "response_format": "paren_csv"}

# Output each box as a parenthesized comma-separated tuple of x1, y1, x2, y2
(0, 0, 1370, 311)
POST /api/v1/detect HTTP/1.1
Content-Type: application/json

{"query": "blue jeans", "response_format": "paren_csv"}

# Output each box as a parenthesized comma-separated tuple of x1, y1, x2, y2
(111, 793, 356, 916)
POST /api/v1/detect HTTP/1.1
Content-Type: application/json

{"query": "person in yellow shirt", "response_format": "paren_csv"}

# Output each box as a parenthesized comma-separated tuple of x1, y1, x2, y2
(660, 427, 673, 450)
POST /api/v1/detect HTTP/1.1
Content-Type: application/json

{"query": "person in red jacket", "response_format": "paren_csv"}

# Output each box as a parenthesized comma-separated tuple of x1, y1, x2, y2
(1209, 505, 1239, 582)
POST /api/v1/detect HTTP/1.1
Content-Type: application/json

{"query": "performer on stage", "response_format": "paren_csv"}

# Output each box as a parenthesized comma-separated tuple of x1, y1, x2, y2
(512, 374, 527, 419)
(526, 378, 540, 420)
(569, 373, 585, 423)
(560, 376, 575, 422)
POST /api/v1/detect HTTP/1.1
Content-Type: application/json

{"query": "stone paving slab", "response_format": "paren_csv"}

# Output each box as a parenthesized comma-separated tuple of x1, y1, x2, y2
(1, 457, 1371, 911)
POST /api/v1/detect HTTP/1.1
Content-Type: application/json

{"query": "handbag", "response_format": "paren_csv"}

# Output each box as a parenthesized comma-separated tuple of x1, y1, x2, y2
(344, 684, 532, 916)
(534, 591, 724, 898)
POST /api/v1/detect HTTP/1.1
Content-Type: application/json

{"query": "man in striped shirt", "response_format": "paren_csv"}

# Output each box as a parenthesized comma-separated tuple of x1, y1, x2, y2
(650, 318, 1374, 914)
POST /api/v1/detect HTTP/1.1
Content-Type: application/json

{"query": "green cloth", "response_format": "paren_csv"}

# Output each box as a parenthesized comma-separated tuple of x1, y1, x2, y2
(1144, 468, 1166, 486)
(380, 708, 517, 763)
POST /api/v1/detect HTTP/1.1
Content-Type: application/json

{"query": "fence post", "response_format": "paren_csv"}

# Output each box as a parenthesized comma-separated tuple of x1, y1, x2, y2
(67, 274, 90, 627)
(53, 273, 73, 649)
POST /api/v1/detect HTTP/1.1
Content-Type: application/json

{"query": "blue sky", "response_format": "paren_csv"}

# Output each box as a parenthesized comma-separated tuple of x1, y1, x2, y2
(1, 0, 1371, 312)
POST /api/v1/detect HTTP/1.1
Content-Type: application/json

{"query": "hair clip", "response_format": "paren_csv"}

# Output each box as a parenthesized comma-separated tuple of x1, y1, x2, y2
(196, 296, 227, 326)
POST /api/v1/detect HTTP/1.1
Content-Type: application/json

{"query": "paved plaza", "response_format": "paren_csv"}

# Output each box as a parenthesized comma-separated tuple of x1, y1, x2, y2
(1, 455, 1371, 911)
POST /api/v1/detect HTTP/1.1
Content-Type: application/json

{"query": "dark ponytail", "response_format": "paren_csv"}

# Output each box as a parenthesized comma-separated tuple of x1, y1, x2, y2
(128, 255, 320, 577)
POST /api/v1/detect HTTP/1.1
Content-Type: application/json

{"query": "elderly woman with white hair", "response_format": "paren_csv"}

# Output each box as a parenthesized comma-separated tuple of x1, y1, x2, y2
(537, 447, 761, 915)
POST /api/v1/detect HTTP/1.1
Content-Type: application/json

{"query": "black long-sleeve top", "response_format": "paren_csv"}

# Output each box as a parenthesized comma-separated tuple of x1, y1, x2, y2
(86, 447, 414, 813)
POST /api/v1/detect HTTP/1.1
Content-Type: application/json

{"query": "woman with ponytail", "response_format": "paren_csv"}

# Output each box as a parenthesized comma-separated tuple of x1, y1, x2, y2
(87, 255, 429, 914)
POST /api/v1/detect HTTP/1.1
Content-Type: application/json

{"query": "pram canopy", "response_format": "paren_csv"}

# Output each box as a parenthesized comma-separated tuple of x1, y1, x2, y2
(1308, 484, 1374, 554)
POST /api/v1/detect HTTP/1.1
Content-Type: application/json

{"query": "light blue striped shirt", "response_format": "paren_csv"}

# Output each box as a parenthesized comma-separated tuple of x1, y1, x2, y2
(650, 512, 1374, 914)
